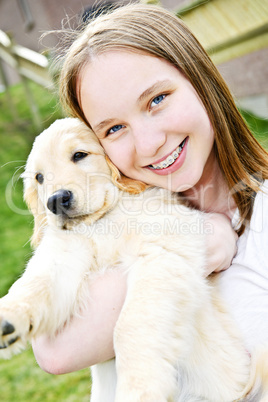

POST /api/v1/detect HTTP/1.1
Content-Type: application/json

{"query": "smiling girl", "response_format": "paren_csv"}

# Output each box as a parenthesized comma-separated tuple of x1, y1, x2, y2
(33, 3, 268, 377)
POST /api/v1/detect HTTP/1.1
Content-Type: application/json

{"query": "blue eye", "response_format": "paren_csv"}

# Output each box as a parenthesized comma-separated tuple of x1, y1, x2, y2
(108, 124, 124, 135)
(151, 94, 166, 108)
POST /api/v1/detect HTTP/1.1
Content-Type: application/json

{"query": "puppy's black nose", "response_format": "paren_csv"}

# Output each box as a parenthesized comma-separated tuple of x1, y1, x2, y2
(47, 190, 73, 215)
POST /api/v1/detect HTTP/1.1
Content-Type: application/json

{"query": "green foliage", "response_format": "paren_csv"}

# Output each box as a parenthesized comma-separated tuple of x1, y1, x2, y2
(0, 81, 91, 401)
(240, 108, 268, 149)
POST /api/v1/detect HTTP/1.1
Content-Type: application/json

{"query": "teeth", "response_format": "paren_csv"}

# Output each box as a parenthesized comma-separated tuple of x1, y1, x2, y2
(150, 139, 186, 170)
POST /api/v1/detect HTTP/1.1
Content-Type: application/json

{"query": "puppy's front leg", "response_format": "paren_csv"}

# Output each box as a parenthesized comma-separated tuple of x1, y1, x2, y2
(0, 228, 94, 359)
(114, 247, 204, 402)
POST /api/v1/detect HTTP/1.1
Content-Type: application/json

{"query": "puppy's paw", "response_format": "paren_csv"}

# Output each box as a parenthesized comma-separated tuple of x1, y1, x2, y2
(0, 302, 32, 359)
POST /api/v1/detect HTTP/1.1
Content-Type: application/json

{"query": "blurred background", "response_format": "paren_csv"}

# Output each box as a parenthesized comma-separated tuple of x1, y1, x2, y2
(0, 0, 268, 400)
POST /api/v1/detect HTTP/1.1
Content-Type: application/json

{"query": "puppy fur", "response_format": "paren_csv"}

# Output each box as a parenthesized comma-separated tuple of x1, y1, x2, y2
(0, 118, 267, 401)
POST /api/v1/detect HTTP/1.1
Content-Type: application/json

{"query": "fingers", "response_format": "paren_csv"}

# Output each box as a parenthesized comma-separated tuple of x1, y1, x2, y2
(203, 213, 238, 276)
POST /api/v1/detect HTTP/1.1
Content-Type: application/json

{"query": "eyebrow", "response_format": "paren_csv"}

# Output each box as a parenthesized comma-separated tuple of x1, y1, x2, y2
(137, 80, 172, 103)
(93, 79, 173, 135)
(94, 118, 117, 135)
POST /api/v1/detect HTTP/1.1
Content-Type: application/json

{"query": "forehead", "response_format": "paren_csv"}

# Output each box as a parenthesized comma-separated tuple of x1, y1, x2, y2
(80, 50, 180, 91)
(79, 50, 182, 123)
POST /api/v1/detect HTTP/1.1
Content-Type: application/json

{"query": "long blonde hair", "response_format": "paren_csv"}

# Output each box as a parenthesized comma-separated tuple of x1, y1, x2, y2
(57, 3, 268, 234)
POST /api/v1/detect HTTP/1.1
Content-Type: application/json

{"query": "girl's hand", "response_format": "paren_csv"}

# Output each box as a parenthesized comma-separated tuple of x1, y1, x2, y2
(203, 213, 238, 277)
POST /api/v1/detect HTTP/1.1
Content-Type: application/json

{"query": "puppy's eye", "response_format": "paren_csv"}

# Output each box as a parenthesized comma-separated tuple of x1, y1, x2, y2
(72, 152, 88, 162)
(35, 173, 44, 184)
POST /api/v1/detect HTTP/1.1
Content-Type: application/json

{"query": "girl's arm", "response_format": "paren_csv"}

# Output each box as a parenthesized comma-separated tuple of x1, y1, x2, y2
(32, 213, 237, 374)
(32, 270, 127, 374)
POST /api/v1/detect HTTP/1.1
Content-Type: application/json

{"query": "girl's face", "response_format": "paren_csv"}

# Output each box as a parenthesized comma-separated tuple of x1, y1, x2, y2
(79, 51, 216, 192)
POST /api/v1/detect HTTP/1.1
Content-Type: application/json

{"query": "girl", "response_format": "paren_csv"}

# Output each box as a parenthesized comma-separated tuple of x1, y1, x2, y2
(33, 3, 268, 375)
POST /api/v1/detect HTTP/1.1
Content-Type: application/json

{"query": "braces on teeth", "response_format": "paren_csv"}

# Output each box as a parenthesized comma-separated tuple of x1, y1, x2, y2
(150, 139, 186, 170)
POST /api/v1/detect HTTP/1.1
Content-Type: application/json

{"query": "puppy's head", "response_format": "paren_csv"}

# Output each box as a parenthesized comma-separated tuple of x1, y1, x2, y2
(23, 118, 120, 247)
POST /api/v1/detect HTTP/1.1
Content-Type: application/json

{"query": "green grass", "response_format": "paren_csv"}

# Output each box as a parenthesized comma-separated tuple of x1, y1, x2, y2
(0, 349, 91, 401)
(0, 81, 267, 401)
(0, 81, 91, 401)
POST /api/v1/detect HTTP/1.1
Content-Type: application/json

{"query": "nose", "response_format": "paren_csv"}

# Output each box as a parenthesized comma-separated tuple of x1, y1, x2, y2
(132, 121, 166, 157)
(47, 190, 73, 215)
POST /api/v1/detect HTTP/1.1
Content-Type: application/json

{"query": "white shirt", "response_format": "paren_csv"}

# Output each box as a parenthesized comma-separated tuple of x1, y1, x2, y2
(218, 180, 268, 351)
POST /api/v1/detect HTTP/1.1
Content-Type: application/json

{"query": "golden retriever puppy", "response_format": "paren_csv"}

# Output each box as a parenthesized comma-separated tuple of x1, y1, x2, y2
(0, 118, 267, 401)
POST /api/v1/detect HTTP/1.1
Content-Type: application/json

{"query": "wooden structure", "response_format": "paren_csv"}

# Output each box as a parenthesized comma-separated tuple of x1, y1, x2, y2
(177, 0, 268, 64)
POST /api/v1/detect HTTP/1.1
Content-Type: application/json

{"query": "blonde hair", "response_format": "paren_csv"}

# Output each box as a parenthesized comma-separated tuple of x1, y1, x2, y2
(57, 3, 268, 234)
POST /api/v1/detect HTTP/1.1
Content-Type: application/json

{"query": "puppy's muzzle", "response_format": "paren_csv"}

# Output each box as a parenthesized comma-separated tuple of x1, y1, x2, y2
(47, 190, 73, 215)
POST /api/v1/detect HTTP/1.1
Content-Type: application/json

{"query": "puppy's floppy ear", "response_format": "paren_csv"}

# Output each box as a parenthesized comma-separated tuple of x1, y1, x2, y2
(23, 177, 47, 249)
(105, 155, 149, 194)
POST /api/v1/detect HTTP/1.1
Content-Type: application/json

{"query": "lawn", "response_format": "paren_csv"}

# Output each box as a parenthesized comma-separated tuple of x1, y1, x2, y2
(0, 80, 267, 401)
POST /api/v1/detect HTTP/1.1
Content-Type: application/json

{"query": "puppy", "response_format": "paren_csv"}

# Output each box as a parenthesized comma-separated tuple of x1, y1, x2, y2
(0, 118, 267, 401)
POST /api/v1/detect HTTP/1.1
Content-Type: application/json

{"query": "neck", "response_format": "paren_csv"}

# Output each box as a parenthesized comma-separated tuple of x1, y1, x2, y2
(181, 153, 236, 219)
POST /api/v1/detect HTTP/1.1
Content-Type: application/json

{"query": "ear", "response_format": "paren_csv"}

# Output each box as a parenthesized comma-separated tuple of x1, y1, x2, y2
(23, 180, 47, 249)
(105, 155, 149, 194)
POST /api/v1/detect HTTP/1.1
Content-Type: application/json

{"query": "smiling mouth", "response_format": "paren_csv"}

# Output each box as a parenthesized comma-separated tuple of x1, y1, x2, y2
(148, 138, 187, 170)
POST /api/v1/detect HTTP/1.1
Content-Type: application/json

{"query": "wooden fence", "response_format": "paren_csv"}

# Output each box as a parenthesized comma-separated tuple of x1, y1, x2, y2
(0, 29, 53, 129)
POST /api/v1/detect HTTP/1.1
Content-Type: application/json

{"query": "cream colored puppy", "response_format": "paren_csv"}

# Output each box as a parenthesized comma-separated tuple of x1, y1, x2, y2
(0, 118, 267, 401)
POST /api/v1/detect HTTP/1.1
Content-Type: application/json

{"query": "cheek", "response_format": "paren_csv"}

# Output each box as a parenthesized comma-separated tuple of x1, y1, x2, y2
(100, 141, 130, 174)
(110, 155, 130, 176)
(176, 90, 211, 133)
